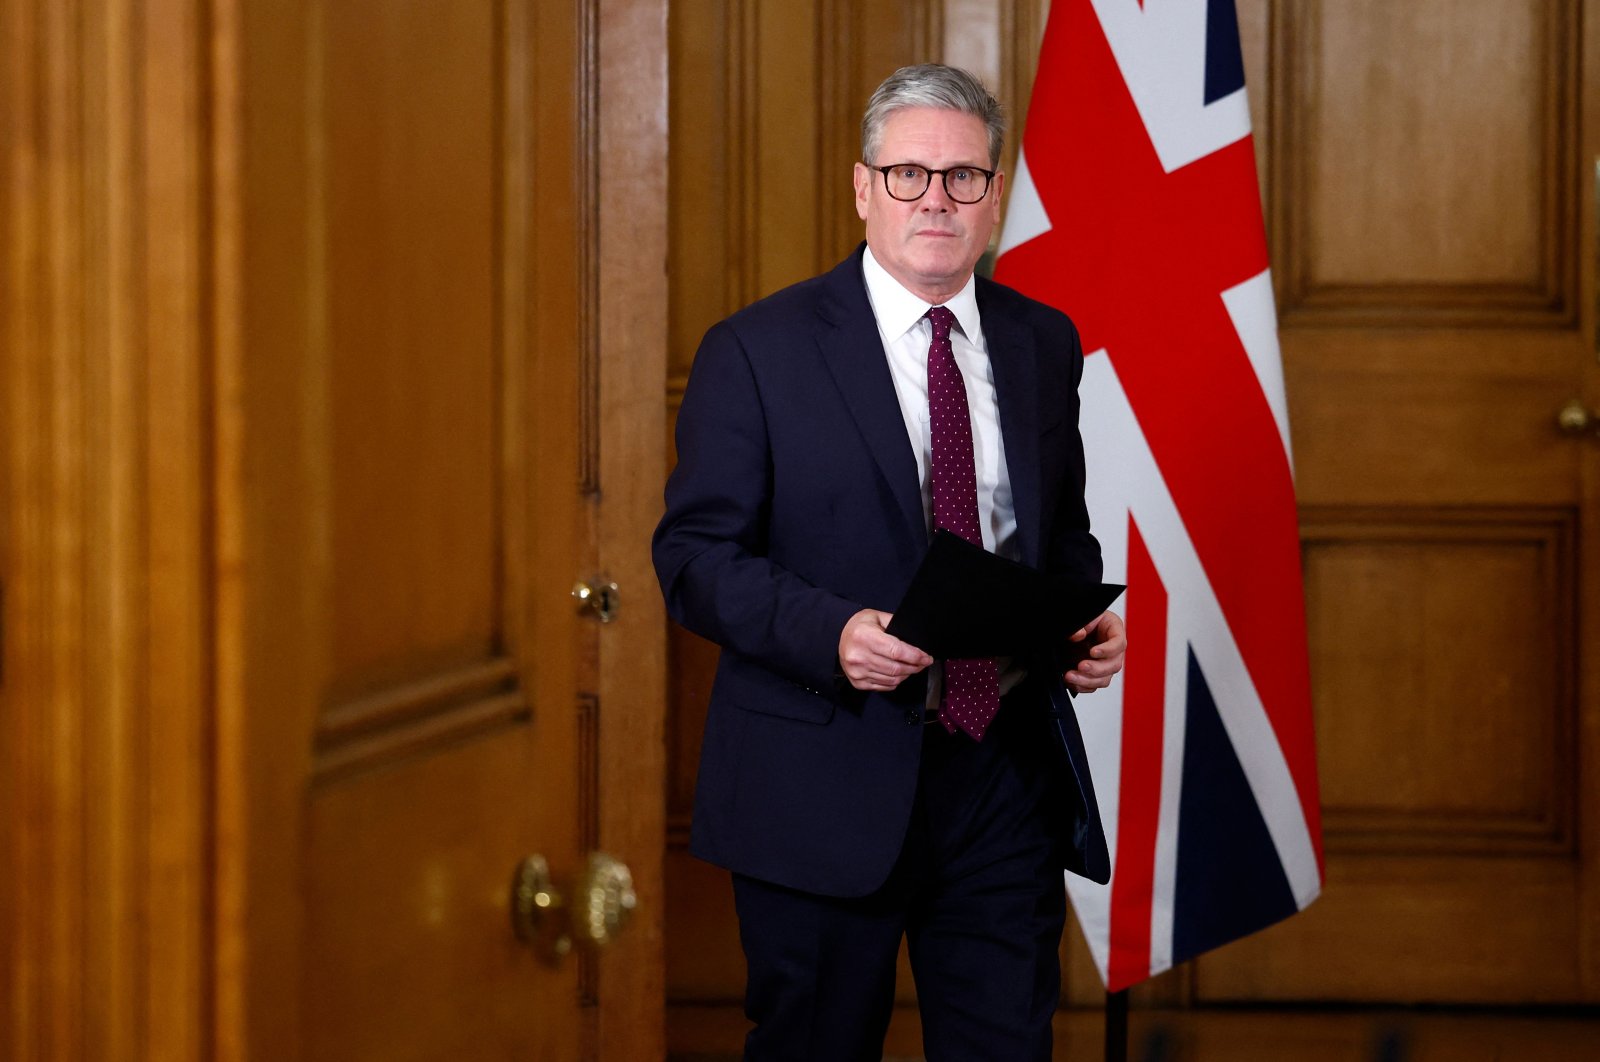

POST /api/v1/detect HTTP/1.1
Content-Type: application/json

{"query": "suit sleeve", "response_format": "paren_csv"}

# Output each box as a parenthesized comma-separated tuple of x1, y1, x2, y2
(1044, 317, 1104, 584)
(652, 320, 861, 692)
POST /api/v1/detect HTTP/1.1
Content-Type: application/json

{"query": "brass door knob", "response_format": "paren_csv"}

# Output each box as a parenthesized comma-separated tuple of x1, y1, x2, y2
(510, 852, 637, 963)
(1557, 398, 1595, 436)
(572, 579, 620, 623)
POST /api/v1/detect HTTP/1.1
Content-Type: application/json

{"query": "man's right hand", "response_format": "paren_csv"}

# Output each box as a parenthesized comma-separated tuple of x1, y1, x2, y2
(837, 609, 933, 692)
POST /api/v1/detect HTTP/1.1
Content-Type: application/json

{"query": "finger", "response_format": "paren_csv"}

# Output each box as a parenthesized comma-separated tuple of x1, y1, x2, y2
(875, 643, 932, 668)
(1088, 629, 1127, 659)
(863, 633, 933, 668)
(1088, 638, 1126, 660)
(847, 669, 898, 691)
(1065, 668, 1113, 690)
(866, 670, 910, 690)
(1068, 619, 1101, 643)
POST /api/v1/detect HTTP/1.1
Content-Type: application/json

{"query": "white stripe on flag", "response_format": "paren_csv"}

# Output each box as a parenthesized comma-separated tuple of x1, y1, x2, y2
(1147, 585, 1191, 976)
(998, 147, 1052, 256)
(1220, 270, 1294, 471)
(1068, 352, 1321, 986)
(1088, 0, 1252, 173)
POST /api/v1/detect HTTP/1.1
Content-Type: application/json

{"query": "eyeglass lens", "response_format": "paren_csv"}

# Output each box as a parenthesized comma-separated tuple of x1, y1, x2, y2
(881, 165, 990, 204)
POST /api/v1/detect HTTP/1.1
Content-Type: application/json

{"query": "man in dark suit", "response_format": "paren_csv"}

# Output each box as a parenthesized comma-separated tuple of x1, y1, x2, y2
(653, 63, 1126, 1062)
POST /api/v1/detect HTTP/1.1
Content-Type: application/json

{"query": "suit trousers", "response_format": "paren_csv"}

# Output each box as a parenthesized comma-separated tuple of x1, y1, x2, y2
(731, 694, 1071, 1062)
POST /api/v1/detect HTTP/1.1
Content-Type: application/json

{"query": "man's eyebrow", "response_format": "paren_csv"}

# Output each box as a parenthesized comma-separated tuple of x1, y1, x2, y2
(880, 159, 988, 169)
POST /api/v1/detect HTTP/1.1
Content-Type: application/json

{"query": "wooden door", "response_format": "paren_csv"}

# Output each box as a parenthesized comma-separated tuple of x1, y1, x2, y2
(0, 0, 666, 1058)
(215, 0, 668, 1058)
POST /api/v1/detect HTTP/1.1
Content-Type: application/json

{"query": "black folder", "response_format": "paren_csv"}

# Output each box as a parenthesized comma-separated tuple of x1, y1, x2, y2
(884, 529, 1125, 661)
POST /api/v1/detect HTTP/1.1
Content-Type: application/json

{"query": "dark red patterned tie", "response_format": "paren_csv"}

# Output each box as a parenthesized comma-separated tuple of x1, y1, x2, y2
(926, 306, 1001, 740)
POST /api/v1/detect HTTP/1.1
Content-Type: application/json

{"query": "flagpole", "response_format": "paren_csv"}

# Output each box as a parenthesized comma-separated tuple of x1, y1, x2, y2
(1104, 988, 1128, 1062)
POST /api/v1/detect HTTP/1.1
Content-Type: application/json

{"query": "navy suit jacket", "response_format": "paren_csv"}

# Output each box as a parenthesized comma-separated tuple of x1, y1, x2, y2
(653, 245, 1110, 898)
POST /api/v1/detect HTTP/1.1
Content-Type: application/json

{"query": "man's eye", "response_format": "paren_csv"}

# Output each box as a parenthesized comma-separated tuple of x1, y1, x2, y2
(897, 167, 923, 180)
(949, 169, 974, 183)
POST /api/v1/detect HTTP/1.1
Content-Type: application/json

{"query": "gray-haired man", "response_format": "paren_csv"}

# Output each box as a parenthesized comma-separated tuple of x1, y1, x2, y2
(654, 63, 1125, 1060)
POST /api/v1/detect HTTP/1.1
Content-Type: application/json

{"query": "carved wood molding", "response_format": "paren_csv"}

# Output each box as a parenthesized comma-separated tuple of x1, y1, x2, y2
(999, 0, 1044, 184)
(666, 815, 693, 849)
(1270, 0, 1580, 328)
(1299, 505, 1578, 857)
(313, 658, 528, 781)
(727, 0, 760, 312)
(913, 0, 943, 64)
(2, 0, 213, 1057)
(817, 0, 860, 268)
(577, 0, 602, 495)
(578, 691, 601, 1007)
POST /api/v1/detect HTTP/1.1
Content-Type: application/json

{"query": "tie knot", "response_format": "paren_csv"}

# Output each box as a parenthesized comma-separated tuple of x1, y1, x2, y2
(926, 305, 955, 341)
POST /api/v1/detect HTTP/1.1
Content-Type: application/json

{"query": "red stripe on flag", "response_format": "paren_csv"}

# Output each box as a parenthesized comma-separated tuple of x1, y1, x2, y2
(1107, 516, 1167, 992)
(994, 0, 1323, 865)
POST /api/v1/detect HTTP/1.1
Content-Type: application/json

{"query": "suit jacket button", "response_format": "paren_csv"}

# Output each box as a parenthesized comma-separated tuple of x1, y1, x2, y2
(904, 709, 920, 726)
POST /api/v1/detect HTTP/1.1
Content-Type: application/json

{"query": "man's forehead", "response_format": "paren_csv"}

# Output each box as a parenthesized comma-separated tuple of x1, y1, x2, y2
(879, 106, 988, 151)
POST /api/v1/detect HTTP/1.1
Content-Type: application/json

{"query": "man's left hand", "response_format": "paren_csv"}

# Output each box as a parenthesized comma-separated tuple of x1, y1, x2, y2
(1063, 610, 1125, 694)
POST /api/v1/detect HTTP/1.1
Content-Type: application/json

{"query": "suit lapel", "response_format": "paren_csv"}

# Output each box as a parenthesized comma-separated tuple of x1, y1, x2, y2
(816, 250, 927, 543)
(980, 283, 1043, 568)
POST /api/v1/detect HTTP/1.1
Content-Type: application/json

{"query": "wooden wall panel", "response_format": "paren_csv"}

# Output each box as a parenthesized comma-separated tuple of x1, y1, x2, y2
(1285, 333, 1583, 509)
(1273, 0, 1579, 325)
(666, 0, 736, 383)
(323, 0, 501, 691)
(303, 736, 542, 1060)
(305, 0, 522, 779)
(1207, 0, 1600, 1013)
(1304, 509, 1576, 857)
(2, 0, 214, 1058)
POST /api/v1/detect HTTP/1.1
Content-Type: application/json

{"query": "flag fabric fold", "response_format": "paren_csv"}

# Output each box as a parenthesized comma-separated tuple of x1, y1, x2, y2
(994, 0, 1323, 991)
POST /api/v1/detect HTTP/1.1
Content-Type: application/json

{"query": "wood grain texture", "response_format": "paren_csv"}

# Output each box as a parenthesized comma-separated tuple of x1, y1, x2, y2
(1575, 0, 1600, 999)
(7, 0, 669, 1056)
(1, 0, 213, 1058)
(313, 665, 531, 785)
(2, 5, 91, 1056)
(212, 0, 605, 1057)
(594, 0, 671, 1053)
(1237, 0, 1600, 1007)
(303, 733, 553, 1060)
(323, 0, 500, 688)
(1272, 0, 1580, 325)
(1302, 508, 1577, 857)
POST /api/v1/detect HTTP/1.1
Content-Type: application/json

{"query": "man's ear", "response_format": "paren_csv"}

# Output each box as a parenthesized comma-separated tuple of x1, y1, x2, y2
(853, 163, 872, 221)
(989, 169, 1006, 222)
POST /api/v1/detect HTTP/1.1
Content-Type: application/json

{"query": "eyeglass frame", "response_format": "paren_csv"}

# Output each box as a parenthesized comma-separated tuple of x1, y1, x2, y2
(866, 162, 997, 204)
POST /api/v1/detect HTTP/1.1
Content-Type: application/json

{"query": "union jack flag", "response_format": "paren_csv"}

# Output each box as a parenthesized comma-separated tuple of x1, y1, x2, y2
(994, 0, 1324, 990)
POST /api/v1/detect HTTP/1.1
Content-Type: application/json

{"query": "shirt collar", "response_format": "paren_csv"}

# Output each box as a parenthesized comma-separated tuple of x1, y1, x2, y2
(862, 244, 982, 345)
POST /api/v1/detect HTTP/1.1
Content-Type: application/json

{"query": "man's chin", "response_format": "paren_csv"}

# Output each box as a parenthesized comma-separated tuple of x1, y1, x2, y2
(909, 256, 976, 287)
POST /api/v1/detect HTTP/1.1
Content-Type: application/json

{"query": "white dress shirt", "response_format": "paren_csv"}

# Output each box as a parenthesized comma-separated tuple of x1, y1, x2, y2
(861, 246, 1019, 562)
(861, 246, 1024, 701)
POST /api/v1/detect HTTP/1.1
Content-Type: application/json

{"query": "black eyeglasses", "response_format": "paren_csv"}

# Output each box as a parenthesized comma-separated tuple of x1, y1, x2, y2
(869, 163, 996, 204)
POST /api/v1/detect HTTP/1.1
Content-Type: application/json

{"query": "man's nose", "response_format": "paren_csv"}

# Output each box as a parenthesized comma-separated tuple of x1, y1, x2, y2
(920, 175, 953, 211)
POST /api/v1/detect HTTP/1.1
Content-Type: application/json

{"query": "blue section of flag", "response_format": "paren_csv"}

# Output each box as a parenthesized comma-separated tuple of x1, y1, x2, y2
(1172, 648, 1296, 964)
(1204, 0, 1246, 103)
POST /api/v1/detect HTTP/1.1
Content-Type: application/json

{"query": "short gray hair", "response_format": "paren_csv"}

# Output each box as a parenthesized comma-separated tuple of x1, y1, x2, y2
(861, 64, 1004, 168)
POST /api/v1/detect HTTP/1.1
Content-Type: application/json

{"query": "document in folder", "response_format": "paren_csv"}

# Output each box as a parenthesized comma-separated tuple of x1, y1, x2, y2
(884, 529, 1125, 661)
